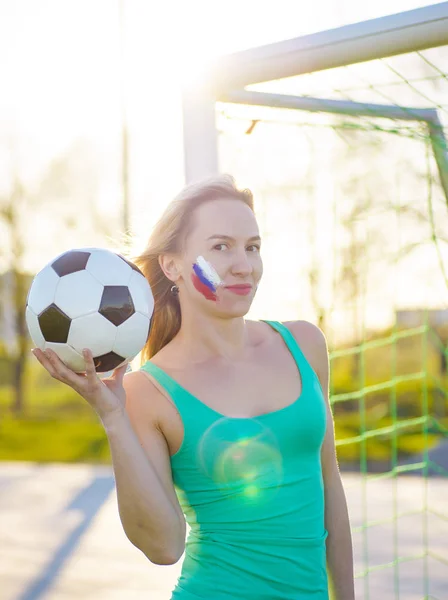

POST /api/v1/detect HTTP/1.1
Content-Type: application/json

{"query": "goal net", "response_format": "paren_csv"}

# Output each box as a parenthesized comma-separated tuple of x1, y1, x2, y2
(213, 24, 448, 600)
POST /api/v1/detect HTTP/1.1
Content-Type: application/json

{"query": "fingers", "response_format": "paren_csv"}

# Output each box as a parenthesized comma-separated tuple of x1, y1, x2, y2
(112, 362, 129, 385)
(32, 348, 85, 390)
(82, 348, 96, 377)
(82, 349, 102, 392)
(32, 348, 56, 376)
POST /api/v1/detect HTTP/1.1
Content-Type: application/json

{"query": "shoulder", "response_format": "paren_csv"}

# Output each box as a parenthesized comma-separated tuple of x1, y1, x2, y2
(122, 368, 174, 426)
(284, 319, 327, 349)
(123, 368, 158, 396)
(248, 318, 328, 358)
(283, 320, 329, 383)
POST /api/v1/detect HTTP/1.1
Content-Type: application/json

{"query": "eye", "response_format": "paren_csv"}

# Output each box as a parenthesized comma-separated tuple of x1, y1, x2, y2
(246, 244, 261, 252)
(213, 243, 229, 251)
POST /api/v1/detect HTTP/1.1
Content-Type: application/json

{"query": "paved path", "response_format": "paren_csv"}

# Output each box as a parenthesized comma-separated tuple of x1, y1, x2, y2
(0, 463, 446, 600)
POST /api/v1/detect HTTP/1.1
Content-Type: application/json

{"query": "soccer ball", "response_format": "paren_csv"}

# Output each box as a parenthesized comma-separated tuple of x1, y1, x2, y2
(26, 248, 154, 373)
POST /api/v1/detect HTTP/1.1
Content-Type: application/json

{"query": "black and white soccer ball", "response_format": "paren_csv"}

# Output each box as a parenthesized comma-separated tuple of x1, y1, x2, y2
(26, 248, 154, 373)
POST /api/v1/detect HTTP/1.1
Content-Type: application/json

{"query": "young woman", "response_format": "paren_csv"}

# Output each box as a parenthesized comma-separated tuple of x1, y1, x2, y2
(33, 175, 355, 600)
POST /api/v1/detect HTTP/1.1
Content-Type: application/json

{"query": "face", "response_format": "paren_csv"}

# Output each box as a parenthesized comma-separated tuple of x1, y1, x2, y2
(175, 199, 263, 316)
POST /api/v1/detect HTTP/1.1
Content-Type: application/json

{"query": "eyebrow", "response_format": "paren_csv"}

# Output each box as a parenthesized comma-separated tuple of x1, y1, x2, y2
(207, 234, 261, 242)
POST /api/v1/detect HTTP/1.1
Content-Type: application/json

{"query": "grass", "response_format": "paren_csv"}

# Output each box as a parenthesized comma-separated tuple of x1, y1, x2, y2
(0, 358, 110, 463)
(0, 415, 110, 463)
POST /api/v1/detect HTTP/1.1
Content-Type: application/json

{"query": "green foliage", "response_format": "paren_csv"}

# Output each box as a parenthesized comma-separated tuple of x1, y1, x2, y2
(0, 415, 110, 463)
(0, 357, 107, 463)
(329, 326, 447, 467)
(0, 340, 13, 386)
(0, 354, 90, 417)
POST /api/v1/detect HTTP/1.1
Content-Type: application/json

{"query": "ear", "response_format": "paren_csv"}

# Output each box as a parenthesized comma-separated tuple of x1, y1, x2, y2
(158, 254, 182, 283)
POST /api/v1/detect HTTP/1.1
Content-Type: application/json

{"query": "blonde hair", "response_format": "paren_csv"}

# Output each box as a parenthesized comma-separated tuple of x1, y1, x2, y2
(133, 174, 254, 362)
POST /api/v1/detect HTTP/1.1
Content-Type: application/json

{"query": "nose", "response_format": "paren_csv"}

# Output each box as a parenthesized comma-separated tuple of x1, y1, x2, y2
(231, 249, 253, 277)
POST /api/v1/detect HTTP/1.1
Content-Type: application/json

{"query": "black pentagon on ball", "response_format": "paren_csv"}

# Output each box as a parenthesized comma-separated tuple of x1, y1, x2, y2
(99, 286, 135, 326)
(52, 250, 91, 277)
(38, 304, 71, 343)
(117, 254, 145, 277)
(93, 351, 126, 372)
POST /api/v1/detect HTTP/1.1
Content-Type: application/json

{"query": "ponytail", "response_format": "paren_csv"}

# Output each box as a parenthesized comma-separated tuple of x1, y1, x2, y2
(133, 249, 181, 361)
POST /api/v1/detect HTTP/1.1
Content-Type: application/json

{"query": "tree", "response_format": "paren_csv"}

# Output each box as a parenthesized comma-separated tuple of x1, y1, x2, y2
(0, 140, 112, 414)
(0, 174, 28, 413)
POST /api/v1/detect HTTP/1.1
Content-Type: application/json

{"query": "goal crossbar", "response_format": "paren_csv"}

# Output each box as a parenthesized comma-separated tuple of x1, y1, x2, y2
(210, 2, 448, 92)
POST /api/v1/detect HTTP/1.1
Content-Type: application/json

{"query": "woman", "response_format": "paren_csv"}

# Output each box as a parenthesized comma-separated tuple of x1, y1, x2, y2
(33, 175, 355, 600)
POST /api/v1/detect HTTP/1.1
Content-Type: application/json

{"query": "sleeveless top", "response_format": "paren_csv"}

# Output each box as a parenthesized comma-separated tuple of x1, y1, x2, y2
(140, 321, 329, 599)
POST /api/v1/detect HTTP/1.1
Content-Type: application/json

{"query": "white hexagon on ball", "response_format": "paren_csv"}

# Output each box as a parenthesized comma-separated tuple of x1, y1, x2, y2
(54, 270, 104, 319)
(128, 271, 154, 317)
(86, 250, 132, 286)
(44, 342, 86, 373)
(25, 306, 46, 348)
(113, 312, 150, 359)
(68, 312, 118, 357)
(27, 265, 60, 316)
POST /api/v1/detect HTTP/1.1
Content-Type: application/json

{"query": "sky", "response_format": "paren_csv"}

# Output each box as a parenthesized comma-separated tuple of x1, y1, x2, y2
(0, 0, 447, 333)
(0, 1, 441, 242)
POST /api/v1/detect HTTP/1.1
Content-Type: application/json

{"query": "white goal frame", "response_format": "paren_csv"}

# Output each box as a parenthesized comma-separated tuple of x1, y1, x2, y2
(182, 2, 448, 199)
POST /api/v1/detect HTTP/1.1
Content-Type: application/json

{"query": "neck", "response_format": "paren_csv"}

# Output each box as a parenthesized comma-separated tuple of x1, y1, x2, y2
(176, 305, 250, 363)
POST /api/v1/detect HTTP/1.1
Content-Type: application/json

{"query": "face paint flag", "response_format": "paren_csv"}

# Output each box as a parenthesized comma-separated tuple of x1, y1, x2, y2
(192, 256, 222, 301)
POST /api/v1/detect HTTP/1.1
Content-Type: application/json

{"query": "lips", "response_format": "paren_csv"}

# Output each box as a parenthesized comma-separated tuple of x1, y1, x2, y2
(225, 284, 253, 296)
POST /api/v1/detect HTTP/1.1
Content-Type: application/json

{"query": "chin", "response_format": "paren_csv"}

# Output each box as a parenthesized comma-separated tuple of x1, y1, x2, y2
(228, 307, 250, 318)
(215, 299, 253, 318)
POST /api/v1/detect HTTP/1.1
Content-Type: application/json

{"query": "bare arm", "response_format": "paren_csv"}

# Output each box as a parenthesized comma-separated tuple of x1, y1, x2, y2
(107, 371, 186, 565)
(323, 461, 355, 600)
(313, 325, 355, 600)
(287, 321, 355, 600)
(32, 347, 185, 565)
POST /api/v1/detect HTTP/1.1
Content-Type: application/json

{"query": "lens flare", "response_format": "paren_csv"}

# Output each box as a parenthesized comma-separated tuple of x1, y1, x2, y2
(197, 417, 283, 502)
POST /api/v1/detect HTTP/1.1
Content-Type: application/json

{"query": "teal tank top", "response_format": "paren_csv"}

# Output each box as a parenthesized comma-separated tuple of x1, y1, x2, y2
(141, 321, 329, 599)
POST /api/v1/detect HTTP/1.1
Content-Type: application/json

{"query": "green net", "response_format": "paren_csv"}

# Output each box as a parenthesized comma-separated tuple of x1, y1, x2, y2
(217, 45, 448, 599)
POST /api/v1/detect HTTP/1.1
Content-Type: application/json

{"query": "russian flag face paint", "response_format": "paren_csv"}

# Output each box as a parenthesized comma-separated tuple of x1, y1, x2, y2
(192, 256, 222, 301)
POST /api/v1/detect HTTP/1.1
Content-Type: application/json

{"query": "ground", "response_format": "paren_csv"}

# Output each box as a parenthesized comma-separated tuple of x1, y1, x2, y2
(0, 463, 446, 600)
